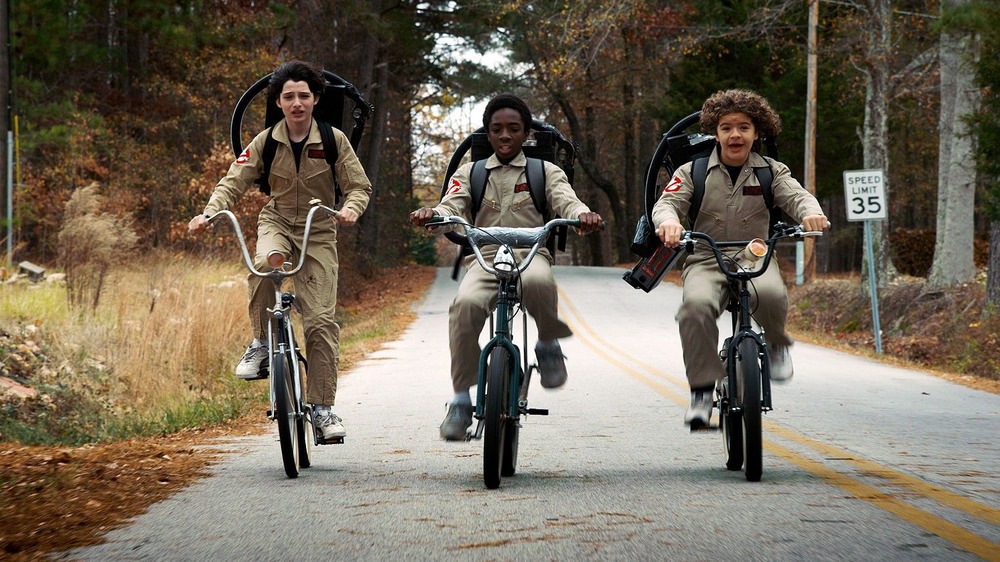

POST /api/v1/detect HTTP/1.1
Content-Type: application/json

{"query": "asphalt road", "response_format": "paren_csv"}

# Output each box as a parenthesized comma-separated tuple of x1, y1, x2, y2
(58, 266, 1000, 561)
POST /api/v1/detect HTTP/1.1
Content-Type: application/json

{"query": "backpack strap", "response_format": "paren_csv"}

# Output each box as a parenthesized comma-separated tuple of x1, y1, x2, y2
(687, 156, 710, 226)
(257, 126, 279, 196)
(257, 121, 343, 205)
(315, 120, 343, 205)
(754, 163, 781, 235)
(469, 159, 489, 219)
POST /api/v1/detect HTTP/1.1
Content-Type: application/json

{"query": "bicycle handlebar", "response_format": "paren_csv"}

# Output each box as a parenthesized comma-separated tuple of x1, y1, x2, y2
(207, 200, 341, 281)
(425, 215, 582, 278)
(680, 222, 821, 280)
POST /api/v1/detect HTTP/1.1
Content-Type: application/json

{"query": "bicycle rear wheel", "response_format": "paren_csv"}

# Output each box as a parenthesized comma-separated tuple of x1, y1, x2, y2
(737, 337, 762, 481)
(273, 349, 300, 478)
(483, 347, 511, 489)
(296, 357, 312, 469)
(718, 377, 743, 471)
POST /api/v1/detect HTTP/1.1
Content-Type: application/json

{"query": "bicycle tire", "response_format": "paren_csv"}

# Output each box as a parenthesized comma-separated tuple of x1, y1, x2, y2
(719, 378, 744, 471)
(501, 411, 519, 477)
(273, 349, 300, 478)
(483, 347, 510, 489)
(738, 337, 763, 481)
(296, 358, 312, 469)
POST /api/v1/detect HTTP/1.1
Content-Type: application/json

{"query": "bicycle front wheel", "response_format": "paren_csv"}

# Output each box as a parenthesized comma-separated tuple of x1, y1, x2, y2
(719, 377, 743, 471)
(483, 347, 511, 489)
(272, 349, 300, 478)
(296, 357, 312, 469)
(737, 337, 763, 482)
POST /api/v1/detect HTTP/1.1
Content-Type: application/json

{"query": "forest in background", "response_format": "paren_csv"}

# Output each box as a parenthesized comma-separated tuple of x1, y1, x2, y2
(2, 0, 999, 288)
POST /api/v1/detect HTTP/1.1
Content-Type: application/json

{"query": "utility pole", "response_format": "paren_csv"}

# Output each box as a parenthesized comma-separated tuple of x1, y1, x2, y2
(1, 0, 11, 265)
(802, 0, 819, 283)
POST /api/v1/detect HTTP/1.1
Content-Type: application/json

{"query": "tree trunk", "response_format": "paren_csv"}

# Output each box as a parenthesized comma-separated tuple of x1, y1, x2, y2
(928, 0, 979, 288)
(989, 221, 1000, 308)
(861, 0, 898, 290)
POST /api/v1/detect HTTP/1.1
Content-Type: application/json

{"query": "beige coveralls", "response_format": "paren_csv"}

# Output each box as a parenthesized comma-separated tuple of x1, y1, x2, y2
(651, 148, 824, 389)
(203, 119, 372, 405)
(433, 152, 591, 393)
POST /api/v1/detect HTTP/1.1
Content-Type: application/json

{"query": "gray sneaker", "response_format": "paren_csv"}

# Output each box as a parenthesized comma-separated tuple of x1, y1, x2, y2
(685, 389, 713, 429)
(439, 402, 473, 441)
(312, 406, 346, 440)
(534, 340, 567, 388)
(768, 344, 794, 384)
(235, 342, 268, 380)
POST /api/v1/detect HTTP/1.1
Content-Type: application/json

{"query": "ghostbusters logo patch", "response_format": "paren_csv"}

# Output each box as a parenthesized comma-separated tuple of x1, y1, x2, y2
(235, 148, 251, 165)
(663, 175, 683, 193)
(447, 178, 462, 195)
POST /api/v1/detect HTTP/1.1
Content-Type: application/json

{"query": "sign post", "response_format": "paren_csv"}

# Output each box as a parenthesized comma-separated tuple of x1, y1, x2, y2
(843, 169, 886, 354)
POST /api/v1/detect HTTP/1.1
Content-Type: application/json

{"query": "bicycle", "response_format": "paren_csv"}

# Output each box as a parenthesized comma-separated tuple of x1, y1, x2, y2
(679, 223, 820, 482)
(207, 200, 342, 479)
(426, 215, 583, 489)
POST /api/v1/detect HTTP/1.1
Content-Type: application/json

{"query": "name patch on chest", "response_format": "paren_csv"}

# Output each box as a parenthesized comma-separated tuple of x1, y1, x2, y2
(742, 185, 763, 196)
(514, 183, 530, 193)
(307, 149, 326, 159)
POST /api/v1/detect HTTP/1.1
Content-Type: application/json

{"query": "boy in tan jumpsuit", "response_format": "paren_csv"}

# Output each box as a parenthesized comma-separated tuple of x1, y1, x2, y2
(410, 93, 603, 441)
(189, 60, 372, 441)
(652, 89, 829, 429)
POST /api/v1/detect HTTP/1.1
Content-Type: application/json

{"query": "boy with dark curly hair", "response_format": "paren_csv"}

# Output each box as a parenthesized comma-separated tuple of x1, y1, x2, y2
(189, 60, 372, 442)
(652, 89, 830, 429)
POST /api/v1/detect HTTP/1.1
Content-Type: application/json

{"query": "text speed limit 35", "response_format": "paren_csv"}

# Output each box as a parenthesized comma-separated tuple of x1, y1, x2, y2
(843, 169, 887, 221)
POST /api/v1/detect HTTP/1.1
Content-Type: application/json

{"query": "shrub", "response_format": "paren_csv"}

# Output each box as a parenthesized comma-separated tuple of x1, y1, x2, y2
(57, 183, 139, 310)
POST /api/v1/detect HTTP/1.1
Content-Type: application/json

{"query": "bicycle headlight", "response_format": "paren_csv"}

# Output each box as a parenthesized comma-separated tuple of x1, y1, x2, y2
(493, 246, 516, 274)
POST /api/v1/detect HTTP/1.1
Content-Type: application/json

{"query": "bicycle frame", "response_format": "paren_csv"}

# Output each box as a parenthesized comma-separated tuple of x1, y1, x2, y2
(682, 223, 820, 481)
(207, 201, 340, 476)
(427, 216, 582, 428)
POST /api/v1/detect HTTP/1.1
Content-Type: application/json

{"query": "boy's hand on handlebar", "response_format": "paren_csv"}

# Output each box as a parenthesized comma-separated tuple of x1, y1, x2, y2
(188, 214, 210, 233)
(577, 212, 603, 234)
(801, 214, 831, 233)
(337, 208, 359, 226)
(657, 218, 684, 248)
(409, 207, 436, 227)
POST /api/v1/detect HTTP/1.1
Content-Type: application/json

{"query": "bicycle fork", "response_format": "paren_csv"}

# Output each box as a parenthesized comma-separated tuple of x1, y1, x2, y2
(265, 296, 306, 424)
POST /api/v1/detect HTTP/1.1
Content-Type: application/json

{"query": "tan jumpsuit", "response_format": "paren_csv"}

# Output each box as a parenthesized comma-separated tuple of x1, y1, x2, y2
(433, 152, 591, 393)
(203, 119, 372, 405)
(651, 148, 824, 389)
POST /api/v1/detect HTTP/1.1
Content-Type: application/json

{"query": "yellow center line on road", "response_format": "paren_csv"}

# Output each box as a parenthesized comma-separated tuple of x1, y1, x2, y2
(558, 287, 1000, 561)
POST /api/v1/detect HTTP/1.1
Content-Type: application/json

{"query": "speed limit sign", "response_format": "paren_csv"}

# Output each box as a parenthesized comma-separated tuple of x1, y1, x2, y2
(843, 169, 887, 221)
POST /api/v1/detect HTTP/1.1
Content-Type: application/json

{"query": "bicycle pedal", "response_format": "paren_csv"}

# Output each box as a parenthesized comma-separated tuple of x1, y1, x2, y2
(689, 424, 720, 433)
(525, 408, 549, 415)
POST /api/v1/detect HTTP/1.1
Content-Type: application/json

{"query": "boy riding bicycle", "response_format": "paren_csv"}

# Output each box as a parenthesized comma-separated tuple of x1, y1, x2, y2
(188, 60, 372, 442)
(652, 89, 830, 429)
(409, 93, 602, 441)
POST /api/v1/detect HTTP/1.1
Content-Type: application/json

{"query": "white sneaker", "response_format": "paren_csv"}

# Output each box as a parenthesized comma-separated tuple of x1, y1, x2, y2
(684, 389, 713, 429)
(235, 342, 268, 380)
(312, 406, 346, 440)
(439, 402, 473, 441)
(768, 344, 794, 384)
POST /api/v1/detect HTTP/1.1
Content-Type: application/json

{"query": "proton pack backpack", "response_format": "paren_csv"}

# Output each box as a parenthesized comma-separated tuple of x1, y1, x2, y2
(229, 69, 374, 205)
(623, 110, 780, 292)
(439, 120, 577, 280)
